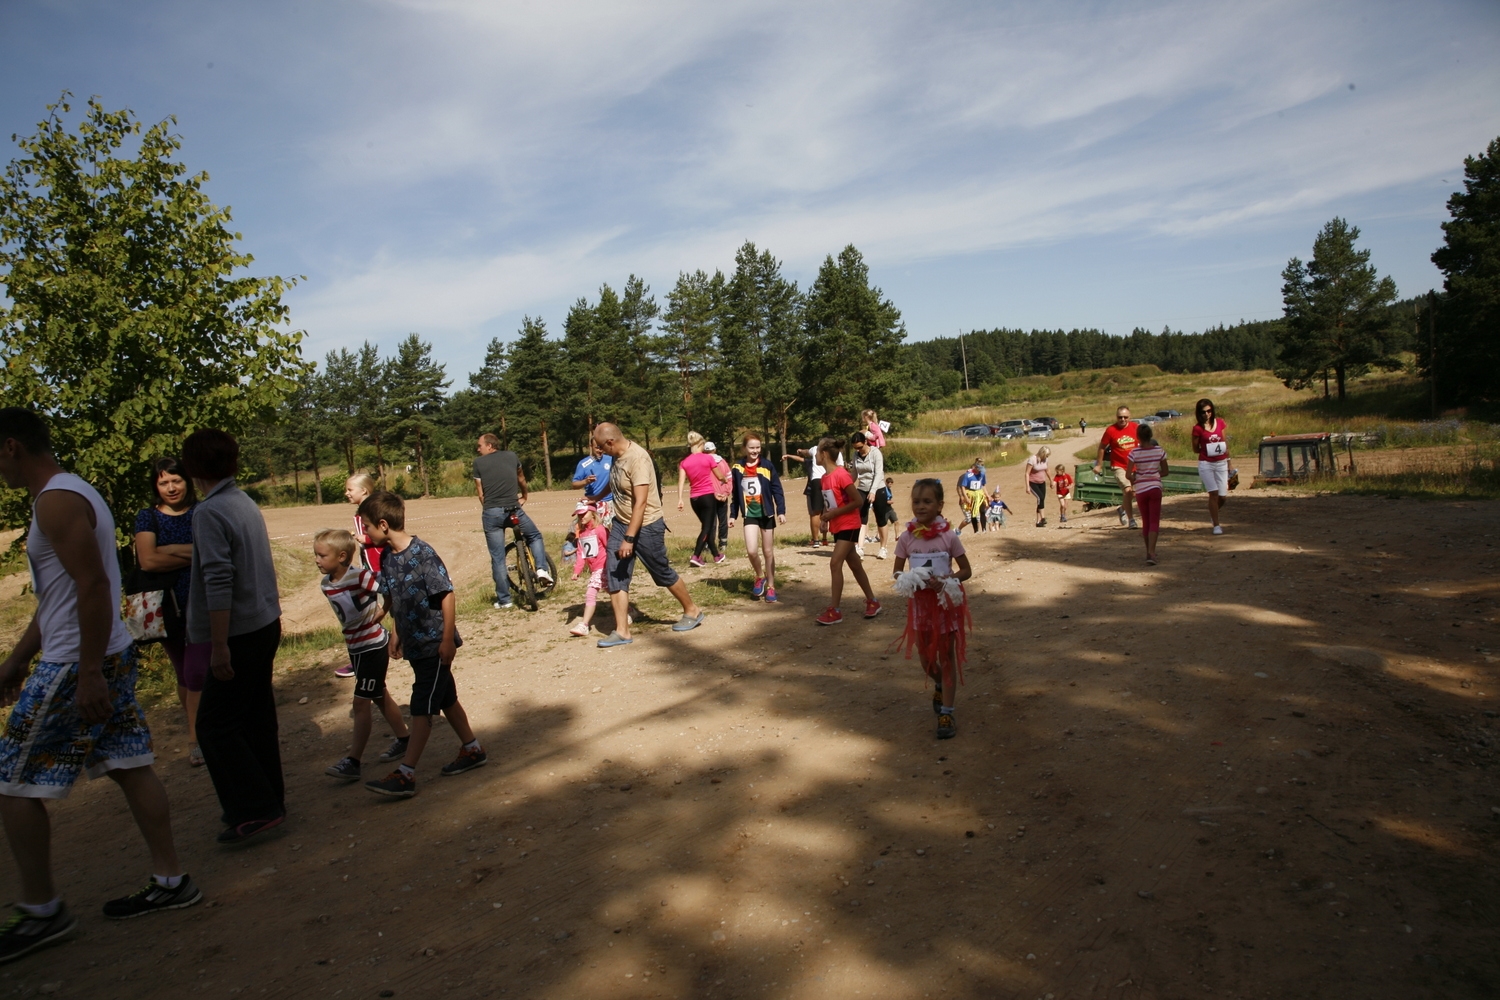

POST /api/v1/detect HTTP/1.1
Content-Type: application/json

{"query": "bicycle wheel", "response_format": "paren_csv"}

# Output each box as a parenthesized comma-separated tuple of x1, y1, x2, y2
(535, 553, 558, 595)
(505, 539, 539, 611)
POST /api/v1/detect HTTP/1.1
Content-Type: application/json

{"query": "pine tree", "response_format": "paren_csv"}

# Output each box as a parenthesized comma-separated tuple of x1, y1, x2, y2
(385, 334, 449, 496)
(1276, 218, 1399, 400)
(719, 242, 804, 467)
(1429, 136, 1500, 404)
(656, 269, 724, 436)
(503, 317, 565, 487)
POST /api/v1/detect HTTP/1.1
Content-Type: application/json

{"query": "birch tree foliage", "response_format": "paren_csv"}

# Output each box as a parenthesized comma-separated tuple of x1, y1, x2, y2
(0, 95, 307, 528)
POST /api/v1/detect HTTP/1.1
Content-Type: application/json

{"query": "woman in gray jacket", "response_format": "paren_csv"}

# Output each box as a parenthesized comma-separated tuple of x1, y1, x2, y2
(182, 430, 285, 846)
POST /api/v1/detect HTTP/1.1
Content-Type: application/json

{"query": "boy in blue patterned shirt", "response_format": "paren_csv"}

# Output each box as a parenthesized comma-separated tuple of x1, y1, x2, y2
(356, 491, 485, 798)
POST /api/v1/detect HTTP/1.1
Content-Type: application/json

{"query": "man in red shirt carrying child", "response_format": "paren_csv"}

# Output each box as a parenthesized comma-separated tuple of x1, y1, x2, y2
(1092, 406, 1140, 529)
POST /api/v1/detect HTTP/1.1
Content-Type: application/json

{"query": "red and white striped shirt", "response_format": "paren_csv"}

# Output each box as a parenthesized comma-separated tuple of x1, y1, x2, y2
(1128, 444, 1168, 494)
(320, 565, 388, 653)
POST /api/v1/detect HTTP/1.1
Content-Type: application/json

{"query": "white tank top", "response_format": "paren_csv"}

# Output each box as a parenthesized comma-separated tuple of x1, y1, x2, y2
(27, 473, 133, 662)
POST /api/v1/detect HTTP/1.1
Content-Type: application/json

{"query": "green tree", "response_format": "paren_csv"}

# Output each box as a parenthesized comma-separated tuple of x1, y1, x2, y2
(0, 95, 307, 529)
(800, 245, 915, 433)
(502, 317, 565, 487)
(384, 334, 449, 496)
(719, 242, 804, 467)
(1428, 136, 1500, 405)
(1276, 218, 1400, 400)
(656, 269, 724, 435)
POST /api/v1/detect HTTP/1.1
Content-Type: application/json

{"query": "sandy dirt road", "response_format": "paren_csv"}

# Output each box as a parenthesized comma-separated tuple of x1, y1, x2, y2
(3, 478, 1498, 999)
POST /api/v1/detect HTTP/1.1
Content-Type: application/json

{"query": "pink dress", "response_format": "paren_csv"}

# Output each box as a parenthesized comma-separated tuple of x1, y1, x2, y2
(573, 523, 609, 590)
(866, 421, 887, 449)
(892, 517, 971, 680)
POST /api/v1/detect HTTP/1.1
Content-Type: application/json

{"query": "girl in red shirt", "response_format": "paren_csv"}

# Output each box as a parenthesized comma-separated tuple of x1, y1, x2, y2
(1053, 464, 1073, 523)
(813, 437, 880, 625)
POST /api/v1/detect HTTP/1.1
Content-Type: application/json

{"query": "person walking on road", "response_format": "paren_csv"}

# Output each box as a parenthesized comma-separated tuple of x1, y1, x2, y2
(475, 434, 552, 609)
(955, 460, 987, 534)
(729, 434, 787, 602)
(849, 432, 887, 558)
(1127, 424, 1170, 565)
(1191, 398, 1235, 535)
(0, 409, 199, 962)
(183, 429, 288, 846)
(1093, 407, 1141, 529)
(1024, 446, 1051, 527)
(593, 423, 706, 647)
(676, 431, 729, 567)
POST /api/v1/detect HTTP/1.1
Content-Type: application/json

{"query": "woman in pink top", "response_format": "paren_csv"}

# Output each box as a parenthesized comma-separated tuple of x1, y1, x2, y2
(676, 431, 729, 567)
(1126, 424, 1170, 565)
(1023, 446, 1051, 527)
(861, 408, 887, 449)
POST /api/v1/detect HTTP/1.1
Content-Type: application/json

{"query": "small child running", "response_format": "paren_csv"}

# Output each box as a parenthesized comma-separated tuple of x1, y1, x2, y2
(1053, 464, 1074, 524)
(357, 491, 487, 797)
(314, 529, 413, 780)
(569, 501, 609, 637)
(986, 488, 1011, 531)
(891, 479, 972, 739)
(814, 437, 880, 625)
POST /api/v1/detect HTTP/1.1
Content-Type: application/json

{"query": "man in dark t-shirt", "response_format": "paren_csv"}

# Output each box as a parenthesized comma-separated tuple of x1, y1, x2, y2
(474, 434, 551, 608)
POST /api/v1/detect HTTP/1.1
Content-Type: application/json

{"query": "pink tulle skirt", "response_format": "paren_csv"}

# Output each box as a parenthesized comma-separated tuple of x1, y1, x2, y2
(893, 586, 971, 684)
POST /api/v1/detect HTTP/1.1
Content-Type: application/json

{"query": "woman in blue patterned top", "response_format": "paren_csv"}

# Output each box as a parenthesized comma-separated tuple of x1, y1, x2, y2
(133, 457, 206, 766)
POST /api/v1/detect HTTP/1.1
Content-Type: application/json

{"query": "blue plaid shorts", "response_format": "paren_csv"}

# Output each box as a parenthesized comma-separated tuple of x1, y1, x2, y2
(0, 648, 155, 799)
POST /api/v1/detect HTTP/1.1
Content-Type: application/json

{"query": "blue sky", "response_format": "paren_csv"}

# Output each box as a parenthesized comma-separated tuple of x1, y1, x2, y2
(3, 1, 1497, 382)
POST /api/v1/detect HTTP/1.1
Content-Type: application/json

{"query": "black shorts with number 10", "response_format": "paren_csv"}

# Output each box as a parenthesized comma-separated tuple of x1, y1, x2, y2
(351, 644, 391, 701)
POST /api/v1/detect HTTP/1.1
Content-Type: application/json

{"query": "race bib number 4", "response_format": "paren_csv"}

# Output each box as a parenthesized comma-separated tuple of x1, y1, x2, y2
(1206, 440, 1227, 458)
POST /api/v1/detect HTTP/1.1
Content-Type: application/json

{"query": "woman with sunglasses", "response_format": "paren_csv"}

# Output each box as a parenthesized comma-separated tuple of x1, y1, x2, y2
(1191, 398, 1235, 535)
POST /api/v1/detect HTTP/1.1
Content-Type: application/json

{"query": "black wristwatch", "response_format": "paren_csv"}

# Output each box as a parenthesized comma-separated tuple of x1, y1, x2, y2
(623, 534, 638, 543)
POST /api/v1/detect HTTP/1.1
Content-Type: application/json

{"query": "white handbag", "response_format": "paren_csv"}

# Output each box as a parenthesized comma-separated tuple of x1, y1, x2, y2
(124, 589, 168, 642)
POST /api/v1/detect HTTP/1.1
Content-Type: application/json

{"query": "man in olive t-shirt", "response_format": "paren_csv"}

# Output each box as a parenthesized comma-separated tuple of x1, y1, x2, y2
(592, 423, 702, 648)
(474, 434, 551, 607)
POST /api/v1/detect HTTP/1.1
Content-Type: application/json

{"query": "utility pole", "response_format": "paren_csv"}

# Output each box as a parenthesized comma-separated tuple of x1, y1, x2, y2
(958, 328, 970, 392)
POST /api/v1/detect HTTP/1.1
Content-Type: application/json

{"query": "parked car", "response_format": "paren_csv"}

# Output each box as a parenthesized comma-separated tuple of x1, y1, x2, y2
(1137, 414, 1162, 426)
(1031, 416, 1060, 430)
(995, 419, 1027, 440)
(959, 424, 993, 437)
(1155, 410, 1181, 420)
(1026, 427, 1054, 440)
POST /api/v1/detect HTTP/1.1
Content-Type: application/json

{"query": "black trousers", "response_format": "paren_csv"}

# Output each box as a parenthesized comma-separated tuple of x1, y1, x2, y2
(691, 494, 721, 559)
(197, 618, 285, 826)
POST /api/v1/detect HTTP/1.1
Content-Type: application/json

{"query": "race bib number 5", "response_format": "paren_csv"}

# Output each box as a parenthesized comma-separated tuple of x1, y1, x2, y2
(742, 475, 763, 498)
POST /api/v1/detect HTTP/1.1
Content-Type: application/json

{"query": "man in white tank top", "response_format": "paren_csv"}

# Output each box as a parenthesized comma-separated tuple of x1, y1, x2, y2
(0, 409, 201, 964)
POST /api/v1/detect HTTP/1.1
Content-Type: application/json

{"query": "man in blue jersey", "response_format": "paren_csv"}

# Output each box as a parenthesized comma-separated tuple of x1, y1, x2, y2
(571, 440, 614, 518)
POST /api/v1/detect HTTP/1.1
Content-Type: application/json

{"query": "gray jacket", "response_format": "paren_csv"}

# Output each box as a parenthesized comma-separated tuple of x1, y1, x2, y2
(186, 479, 282, 642)
(851, 446, 884, 496)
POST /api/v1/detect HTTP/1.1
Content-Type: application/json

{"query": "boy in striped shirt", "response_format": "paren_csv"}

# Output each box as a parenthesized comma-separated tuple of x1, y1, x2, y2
(313, 529, 411, 780)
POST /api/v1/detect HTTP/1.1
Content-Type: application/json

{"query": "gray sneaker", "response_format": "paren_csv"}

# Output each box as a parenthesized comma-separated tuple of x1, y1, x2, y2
(377, 737, 410, 763)
(1117, 508, 1128, 526)
(325, 756, 361, 781)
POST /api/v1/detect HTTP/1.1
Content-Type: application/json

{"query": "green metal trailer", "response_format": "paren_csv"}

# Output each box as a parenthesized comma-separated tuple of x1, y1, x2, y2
(1072, 462, 1205, 510)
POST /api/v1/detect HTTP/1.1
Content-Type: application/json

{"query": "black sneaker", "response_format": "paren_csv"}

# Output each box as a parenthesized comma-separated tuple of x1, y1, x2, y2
(216, 814, 285, 846)
(0, 904, 76, 964)
(377, 737, 409, 763)
(325, 756, 361, 780)
(937, 713, 957, 739)
(440, 746, 487, 776)
(366, 770, 417, 798)
(103, 875, 203, 919)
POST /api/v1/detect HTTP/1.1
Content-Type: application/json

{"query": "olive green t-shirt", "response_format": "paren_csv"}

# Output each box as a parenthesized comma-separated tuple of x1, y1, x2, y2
(609, 442, 663, 527)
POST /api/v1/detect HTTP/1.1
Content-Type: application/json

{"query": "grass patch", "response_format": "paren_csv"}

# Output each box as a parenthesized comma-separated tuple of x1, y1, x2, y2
(1284, 445, 1500, 500)
(884, 438, 1029, 473)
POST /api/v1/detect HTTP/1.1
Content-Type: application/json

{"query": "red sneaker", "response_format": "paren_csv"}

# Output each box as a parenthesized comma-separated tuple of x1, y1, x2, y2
(815, 607, 843, 626)
(863, 600, 882, 619)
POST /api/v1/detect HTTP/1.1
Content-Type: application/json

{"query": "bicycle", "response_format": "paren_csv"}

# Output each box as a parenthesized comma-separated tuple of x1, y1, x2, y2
(502, 509, 558, 612)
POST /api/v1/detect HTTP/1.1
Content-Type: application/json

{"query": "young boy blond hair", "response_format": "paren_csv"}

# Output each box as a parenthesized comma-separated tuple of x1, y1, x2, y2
(355, 492, 486, 797)
(313, 528, 412, 781)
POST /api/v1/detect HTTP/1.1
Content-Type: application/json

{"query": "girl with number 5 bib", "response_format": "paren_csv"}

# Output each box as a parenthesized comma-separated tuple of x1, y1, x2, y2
(1191, 397, 1235, 536)
(729, 434, 787, 603)
(891, 479, 972, 740)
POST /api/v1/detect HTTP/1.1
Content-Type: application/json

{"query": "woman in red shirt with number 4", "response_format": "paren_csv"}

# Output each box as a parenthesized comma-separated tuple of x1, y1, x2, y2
(1190, 397, 1235, 535)
(813, 437, 880, 625)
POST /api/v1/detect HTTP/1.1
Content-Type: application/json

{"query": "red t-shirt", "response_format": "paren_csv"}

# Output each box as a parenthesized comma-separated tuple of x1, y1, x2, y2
(1100, 422, 1140, 469)
(819, 466, 863, 533)
(1054, 473, 1073, 496)
(1191, 418, 1229, 463)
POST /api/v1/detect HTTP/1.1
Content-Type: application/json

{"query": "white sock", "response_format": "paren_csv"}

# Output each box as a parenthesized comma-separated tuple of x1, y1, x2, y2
(463, 739, 481, 752)
(153, 874, 184, 889)
(941, 706, 954, 714)
(398, 763, 415, 777)
(18, 897, 61, 918)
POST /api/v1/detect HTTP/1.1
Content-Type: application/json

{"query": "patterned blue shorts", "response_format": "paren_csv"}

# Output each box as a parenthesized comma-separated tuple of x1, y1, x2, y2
(0, 649, 155, 799)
